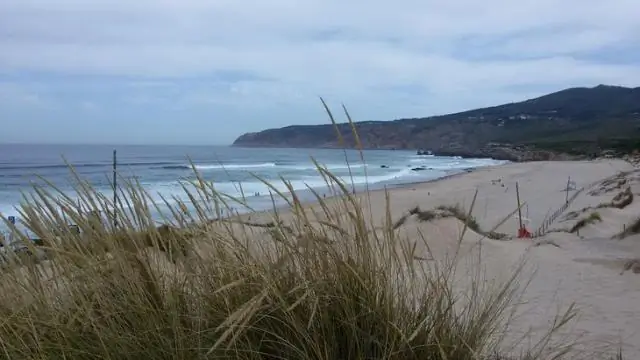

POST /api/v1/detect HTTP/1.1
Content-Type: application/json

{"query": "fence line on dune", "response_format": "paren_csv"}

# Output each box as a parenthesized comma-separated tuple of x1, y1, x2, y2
(532, 187, 584, 238)
(532, 173, 616, 238)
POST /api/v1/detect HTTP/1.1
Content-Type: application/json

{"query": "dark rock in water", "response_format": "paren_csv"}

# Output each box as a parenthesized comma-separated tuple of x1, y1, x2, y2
(411, 167, 427, 171)
(381, 165, 389, 168)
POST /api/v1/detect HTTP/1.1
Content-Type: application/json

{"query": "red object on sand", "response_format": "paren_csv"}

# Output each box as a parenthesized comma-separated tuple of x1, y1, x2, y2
(518, 227, 532, 238)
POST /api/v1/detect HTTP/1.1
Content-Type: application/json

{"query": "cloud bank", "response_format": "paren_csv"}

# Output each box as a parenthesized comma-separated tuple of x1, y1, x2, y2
(1, 0, 639, 144)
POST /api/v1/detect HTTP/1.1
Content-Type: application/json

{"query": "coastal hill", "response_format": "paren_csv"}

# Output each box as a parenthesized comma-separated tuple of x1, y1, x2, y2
(232, 85, 640, 161)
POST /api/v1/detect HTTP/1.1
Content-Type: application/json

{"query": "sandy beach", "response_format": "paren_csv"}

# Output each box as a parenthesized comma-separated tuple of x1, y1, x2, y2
(4, 158, 640, 358)
(394, 160, 640, 357)
(241, 159, 640, 358)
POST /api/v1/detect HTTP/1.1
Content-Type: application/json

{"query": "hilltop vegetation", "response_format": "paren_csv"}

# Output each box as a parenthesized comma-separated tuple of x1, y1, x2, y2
(233, 85, 640, 160)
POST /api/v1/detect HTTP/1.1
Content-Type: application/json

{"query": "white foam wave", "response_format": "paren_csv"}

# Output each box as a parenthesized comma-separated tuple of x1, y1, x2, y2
(282, 163, 368, 171)
(343, 167, 417, 185)
(141, 167, 419, 205)
(191, 162, 366, 171)
(194, 162, 276, 170)
(407, 157, 506, 170)
(0, 204, 18, 218)
(0, 157, 508, 229)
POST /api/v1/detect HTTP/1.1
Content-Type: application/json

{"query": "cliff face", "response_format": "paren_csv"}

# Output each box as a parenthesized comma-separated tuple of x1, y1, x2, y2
(232, 85, 640, 161)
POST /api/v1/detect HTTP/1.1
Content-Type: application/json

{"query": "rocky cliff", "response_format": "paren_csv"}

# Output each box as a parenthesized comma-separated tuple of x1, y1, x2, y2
(233, 85, 640, 161)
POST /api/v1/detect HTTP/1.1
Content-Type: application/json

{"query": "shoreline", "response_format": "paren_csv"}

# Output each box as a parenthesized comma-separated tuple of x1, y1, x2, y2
(0, 163, 496, 239)
(232, 164, 501, 222)
(380, 167, 478, 190)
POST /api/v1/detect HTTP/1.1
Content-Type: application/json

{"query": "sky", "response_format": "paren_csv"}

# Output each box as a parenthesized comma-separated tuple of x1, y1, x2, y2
(1, 0, 639, 145)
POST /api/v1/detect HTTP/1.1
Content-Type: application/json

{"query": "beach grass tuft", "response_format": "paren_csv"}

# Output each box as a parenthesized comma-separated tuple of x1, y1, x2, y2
(0, 103, 618, 359)
(569, 211, 603, 233)
(0, 165, 520, 359)
(614, 216, 640, 239)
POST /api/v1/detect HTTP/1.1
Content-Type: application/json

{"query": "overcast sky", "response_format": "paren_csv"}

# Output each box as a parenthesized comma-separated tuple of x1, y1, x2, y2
(1, 0, 639, 145)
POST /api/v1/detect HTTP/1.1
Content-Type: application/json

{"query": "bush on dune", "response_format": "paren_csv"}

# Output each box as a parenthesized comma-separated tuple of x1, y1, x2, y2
(0, 105, 612, 360)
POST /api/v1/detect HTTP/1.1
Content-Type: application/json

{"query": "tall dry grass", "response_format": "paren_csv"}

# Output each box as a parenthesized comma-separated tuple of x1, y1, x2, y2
(0, 104, 609, 359)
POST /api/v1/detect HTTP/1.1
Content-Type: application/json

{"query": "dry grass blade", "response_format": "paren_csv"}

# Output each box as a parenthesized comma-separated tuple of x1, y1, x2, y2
(0, 100, 609, 360)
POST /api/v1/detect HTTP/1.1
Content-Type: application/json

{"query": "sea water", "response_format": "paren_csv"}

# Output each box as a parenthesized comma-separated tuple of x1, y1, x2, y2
(0, 144, 506, 236)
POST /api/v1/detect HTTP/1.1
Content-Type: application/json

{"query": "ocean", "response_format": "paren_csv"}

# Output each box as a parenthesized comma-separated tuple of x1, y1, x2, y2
(0, 144, 506, 235)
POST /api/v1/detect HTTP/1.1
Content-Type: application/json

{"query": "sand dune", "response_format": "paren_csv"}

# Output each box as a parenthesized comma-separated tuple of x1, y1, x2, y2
(262, 159, 640, 358)
(393, 160, 640, 358)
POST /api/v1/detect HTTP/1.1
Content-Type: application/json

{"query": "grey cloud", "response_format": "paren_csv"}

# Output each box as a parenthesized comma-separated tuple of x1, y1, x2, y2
(1, 0, 639, 144)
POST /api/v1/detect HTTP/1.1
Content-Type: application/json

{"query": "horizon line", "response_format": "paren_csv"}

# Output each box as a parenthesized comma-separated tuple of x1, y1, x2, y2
(0, 142, 233, 147)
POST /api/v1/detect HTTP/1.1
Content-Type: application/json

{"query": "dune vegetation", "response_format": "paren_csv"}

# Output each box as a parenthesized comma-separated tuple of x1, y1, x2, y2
(0, 105, 624, 359)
